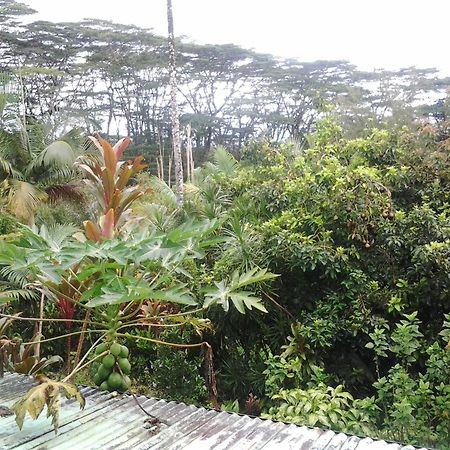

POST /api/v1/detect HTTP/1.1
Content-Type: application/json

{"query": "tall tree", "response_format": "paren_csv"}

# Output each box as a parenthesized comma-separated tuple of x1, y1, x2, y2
(167, 0, 183, 206)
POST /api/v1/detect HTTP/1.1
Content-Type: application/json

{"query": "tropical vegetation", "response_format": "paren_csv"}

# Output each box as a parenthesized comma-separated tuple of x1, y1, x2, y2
(1, 1, 450, 448)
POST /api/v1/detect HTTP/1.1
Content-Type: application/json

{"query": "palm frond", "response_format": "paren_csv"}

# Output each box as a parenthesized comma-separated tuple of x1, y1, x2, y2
(0, 287, 38, 303)
(45, 184, 84, 204)
(212, 146, 239, 176)
(0, 266, 29, 287)
(25, 141, 76, 179)
(0, 261, 38, 304)
(0, 153, 13, 176)
(4, 180, 47, 222)
(0, 130, 23, 176)
(23, 121, 47, 156)
(146, 176, 177, 210)
(35, 140, 76, 168)
(39, 167, 77, 186)
(59, 128, 84, 149)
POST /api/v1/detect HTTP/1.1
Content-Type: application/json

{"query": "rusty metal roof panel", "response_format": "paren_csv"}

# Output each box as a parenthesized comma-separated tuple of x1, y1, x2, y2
(0, 373, 428, 450)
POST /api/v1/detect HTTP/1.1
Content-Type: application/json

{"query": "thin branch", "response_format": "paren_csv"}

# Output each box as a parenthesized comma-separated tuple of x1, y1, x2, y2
(130, 391, 169, 425)
(0, 313, 105, 327)
(117, 321, 187, 330)
(21, 330, 105, 346)
(72, 310, 91, 373)
(34, 291, 45, 358)
(116, 332, 206, 349)
(63, 333, 108, 382)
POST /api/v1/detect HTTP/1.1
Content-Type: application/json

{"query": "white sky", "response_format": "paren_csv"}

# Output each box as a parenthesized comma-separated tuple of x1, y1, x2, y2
(24, 0, 450, 76)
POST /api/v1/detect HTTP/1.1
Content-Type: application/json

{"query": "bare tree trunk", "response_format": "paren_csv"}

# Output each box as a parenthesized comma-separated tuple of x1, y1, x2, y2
(167, 0, 184, 206)
(168, 151, 173, 188)
(157, 127, 165, 181)
(185, 128, 190, 182)
(156, 157, 162, 180)
(186, 124, 194, 182)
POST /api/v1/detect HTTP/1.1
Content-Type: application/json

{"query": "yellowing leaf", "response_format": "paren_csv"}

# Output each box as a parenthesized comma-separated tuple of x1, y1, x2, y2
(12, 378, 85, 433)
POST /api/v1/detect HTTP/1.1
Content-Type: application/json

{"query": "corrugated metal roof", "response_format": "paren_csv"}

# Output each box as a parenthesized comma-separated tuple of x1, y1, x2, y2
(0, 372, 426, 450)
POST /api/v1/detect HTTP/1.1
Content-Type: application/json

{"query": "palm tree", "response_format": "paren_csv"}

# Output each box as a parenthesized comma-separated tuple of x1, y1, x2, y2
(167, 0, 184, 206)
(0, 125, 84, 225)
(0, 76, 84, 225)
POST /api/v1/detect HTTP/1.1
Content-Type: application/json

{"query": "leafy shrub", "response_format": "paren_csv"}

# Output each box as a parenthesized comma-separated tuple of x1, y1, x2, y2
(262, 384, 377, 436)
(147, 329, 208, 405)
(35, 201, 88, 226)
(0, 211, 18, 235)
(217, 342, 267, 400)
(366, 313, 450, 448)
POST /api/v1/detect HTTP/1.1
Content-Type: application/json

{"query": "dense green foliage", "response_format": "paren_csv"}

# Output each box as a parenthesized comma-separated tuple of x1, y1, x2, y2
(3, 116, 450, 447)
(172, 119, 450, 448)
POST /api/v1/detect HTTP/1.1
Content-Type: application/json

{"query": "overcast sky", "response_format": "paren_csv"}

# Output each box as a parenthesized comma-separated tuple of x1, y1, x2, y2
(23, 0, 450, 76)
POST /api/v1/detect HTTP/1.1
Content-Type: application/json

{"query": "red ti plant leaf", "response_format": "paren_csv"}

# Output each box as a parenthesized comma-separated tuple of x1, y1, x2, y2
(101, 167, 115, 207)
(116, 156, 147, 191)
(56, 299, 76, 330)
(130, 156, 148, 174)
(98, 138, 117, 175)
(115, 164, 133, 191)
(83, 220, 102, 242)
(79, 136, 148, 240)
(100, 209, 115, 239)
(110, 189, 123, 212)
(76, 163, 102, 185)
(113, 137, 132, 161)
(115, 189, 144, 223)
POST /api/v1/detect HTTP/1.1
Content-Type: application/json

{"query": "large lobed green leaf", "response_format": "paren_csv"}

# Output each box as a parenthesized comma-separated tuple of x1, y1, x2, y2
(203, 268, 278, 313)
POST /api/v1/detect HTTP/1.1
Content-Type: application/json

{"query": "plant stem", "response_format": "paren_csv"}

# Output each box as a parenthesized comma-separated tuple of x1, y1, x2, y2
(118, 301, 142, 321)
(151, 308, 204, 318)
(116, 332, 206, 349)
(43, 284, 91, 309)
(21, 330, 105, 346)
(72, 309, 91, 373)
(0, 313, 105, 327)
(63, 346, 107, 382)
(34, 292, 45, 359)
(264, 292, 294, 319)
(117, 322, 186, 331)
(66, 334, 72, 375)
